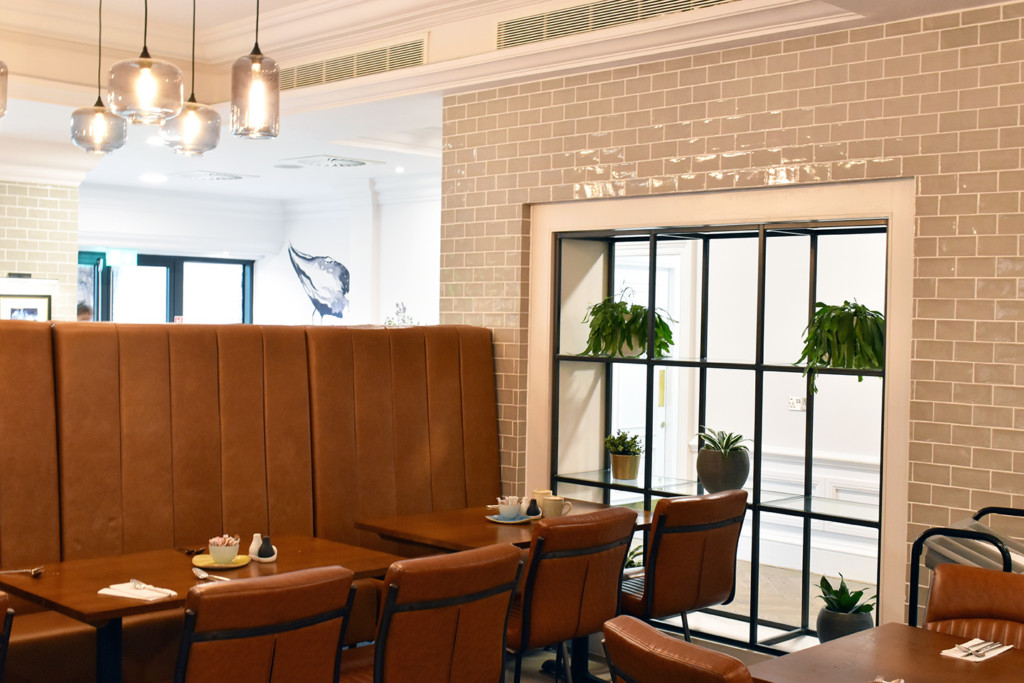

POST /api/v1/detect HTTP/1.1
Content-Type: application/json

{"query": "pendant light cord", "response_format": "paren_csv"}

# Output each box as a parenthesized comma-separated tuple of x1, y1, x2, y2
(139, 0, 151, 58)
(251, 0, 262, 55)
(94, 0, 103, 105)
(188, 0, 197, 102)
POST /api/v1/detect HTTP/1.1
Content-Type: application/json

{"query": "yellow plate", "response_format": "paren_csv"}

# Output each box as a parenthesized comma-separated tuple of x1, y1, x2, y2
(192, 554, 251, 570)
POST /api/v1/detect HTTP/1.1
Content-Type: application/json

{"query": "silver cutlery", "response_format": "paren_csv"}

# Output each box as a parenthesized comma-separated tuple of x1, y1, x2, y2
(192, 567, 230, 582)
(128, 579, 176, 597)
(956, 641, 1002, 657)
(0, 566, 43, 578)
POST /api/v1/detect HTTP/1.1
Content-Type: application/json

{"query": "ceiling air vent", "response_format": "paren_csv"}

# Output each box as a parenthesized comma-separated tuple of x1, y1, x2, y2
(498, 0, 736, 49)
(287, 156, 373, 168)
(281, 40, 425, 91)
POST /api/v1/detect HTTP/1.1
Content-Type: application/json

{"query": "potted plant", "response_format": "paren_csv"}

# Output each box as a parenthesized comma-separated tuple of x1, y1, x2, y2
(815, 573, 875, 642)
(696, 427, 750, 493)
(605, 429, 642, 480)
(581, 289, 674, 358)
(797, 300, 885, 393)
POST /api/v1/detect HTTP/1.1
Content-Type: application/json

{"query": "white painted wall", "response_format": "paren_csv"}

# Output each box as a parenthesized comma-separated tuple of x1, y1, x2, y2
(376, 195, 441, 325)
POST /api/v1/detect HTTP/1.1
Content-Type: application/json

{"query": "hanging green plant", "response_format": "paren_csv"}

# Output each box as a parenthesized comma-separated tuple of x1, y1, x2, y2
(581, 290, 674, 358)
(797, 300, 885, 393)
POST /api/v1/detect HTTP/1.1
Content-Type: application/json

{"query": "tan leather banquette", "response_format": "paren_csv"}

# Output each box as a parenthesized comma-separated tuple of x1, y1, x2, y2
(0, 321, 501, 681)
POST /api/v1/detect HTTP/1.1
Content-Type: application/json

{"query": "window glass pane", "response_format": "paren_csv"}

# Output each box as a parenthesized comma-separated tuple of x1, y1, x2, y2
(112, 265, 168, 323)
(707, 236, 758, 363)
(807, 522, 879, 637)
(816, 233, 886, 312)
(756, 510, 806, 642)
(653, 364, 699, 485)
(556, 360, 607, 477)
(558, 238, 609, 356)
(183, 262, 244, 324)
(77, 264, 96, 320)
(761, 371, 807, 499)
(655, 236, 702, 361)
(704, 368, 755, 493)
(764, 234, 810, 365)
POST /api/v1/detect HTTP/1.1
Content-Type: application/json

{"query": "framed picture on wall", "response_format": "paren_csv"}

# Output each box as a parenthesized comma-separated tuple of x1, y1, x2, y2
(0, 294, 51, 321)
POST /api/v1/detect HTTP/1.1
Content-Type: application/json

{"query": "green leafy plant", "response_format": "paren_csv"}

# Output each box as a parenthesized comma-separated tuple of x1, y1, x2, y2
(605, 429, 642, 456)
(581, 290, 674, 358)
(797, 300, 885, 393)
(624, 543, 644, 569)
(817, 573, 875, 614)
(697, 427, 749, 458)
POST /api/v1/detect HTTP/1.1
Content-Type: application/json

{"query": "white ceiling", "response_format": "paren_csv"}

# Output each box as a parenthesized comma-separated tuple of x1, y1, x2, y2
(0, 0, 1005, 203)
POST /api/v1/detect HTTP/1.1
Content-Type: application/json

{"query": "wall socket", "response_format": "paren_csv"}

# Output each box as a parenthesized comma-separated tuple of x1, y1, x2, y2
(787, 396, 807, 412)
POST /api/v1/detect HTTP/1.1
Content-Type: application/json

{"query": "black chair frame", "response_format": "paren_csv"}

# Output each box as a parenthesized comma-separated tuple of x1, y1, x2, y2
(510, 534, 631, 683)
(638, 510, 746, 641)
(0, 606, 12, 682)
(908, 506, 1024, 627)
(174, 584, 357, 683)
(374, 562, 522, 683)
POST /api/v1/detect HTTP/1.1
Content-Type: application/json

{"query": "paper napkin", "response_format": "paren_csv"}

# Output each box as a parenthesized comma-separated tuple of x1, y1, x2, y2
(940, 638, 1012, 661)
(98, 581, 177, 601)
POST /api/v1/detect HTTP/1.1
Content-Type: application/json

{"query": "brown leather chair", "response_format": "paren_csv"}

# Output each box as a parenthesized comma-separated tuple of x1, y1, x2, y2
(174, 566, 356, 683)
(506, 506, 637, 683)
(924, 563, 1024, 648)
(621, 490, 747, 640)
(603, 615, 752, 683)
(0, 592, 12, 681)
(339, 543, 522, 683)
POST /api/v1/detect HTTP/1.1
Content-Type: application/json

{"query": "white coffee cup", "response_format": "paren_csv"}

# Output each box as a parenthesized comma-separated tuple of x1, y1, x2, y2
(532, 489, 552, 500)
(541, 496, 573, 518)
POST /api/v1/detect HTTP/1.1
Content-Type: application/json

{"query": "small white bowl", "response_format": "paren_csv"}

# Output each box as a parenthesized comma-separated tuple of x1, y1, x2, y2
(208, 543, 239, 565)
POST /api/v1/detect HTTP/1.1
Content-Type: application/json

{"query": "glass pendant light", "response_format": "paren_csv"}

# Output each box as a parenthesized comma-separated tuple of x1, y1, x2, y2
(71, 0, 127, 154)
(160, 0, 220, 156)
(0, 60, 7, 120)
(230, 0, 279, 138)
(107, 0, 183, 125)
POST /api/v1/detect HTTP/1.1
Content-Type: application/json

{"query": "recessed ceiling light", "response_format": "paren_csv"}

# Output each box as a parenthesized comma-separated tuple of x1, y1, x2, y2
(282, 155, 381, 168)
(395, 166, 405, 174)
(274, 163, 302, 169)
(140, 172, 167, 184)
(169, 171, 250, 181)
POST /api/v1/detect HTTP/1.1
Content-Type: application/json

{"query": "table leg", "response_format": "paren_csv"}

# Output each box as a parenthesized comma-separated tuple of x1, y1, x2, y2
(96, 618, 122, 683)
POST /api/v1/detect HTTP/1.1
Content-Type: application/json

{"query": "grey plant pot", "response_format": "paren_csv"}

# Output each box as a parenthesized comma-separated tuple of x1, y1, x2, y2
(696, 448, 750, 493)
(815, 607, 874, 642)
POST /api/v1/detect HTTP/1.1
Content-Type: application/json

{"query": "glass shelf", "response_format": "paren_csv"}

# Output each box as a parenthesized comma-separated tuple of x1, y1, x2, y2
(556, 469, 699, 494)
(761, 494, 879, 524)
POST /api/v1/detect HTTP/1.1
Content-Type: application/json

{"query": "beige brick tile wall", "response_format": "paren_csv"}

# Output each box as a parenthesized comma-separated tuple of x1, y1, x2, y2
(442, 2, 1024, 537)
(0, 181, 79, 319)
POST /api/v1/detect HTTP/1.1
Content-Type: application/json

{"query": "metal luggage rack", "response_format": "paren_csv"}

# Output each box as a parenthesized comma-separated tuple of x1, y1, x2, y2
(908, 506, 1024, 626)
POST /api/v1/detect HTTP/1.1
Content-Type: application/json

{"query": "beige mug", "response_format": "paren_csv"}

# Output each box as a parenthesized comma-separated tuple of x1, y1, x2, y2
(541, 495, 573, 518)
(532, 489, 552, 503)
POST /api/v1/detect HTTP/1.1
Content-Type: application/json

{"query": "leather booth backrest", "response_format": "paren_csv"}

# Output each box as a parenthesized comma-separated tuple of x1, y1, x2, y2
(0, 322, 62, 569)
(925, 563, 1024, 648)
(4, 321, 500, 561)
(517, 507, 637, 649)
(373, 544, 521, 682)
(603, 615, 753, 683)
(307, 325, 501, 548)
(646, 490, 748, 617)
(180, 565, 354, 682)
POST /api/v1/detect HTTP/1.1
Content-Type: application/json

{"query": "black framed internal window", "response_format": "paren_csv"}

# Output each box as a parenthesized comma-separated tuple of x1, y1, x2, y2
(550, 219, 887, 654)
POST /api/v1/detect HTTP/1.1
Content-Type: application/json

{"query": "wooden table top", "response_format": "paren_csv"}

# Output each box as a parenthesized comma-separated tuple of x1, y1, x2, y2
(0, 535, 401, 625)
(748, 622, 1024, 682)
(356, 500, 652, 552)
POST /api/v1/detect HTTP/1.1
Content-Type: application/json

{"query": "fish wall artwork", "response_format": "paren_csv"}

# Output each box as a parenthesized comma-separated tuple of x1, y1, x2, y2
(288, 244, 351, 324)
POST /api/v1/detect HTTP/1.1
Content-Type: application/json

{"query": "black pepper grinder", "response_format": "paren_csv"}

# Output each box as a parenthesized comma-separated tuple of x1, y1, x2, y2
(258, 535, 275, 558)
(526, 498, 541, 516)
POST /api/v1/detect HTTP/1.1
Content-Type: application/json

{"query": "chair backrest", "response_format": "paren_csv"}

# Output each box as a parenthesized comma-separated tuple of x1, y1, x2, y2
(0, 592, 12, 681)
(642, 490, 747, 618)
(925, 563, 1024, 648)
(372, 543, 522, 682)
(513, 507, 637, 650)
(603, 615, 752, 683)
(175, 566, 355, 683)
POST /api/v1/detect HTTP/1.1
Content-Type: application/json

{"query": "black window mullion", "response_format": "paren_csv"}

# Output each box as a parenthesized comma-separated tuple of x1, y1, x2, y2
(749, 225, 767, 646)
(801, 234, 819, 633)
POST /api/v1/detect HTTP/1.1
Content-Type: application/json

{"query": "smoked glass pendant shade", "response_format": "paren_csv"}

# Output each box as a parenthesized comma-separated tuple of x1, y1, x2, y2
(230, 48, 279, 138)
(160, 98, 220, 156)
(107, 51, 183, 125)
(71, 98, 128, 154)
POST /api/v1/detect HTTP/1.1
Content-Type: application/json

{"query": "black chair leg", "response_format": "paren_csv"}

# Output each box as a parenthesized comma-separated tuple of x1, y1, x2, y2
(513, 651, 522, 683)
(681, 612, 691, 642)
(558, 641, 574, 683)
